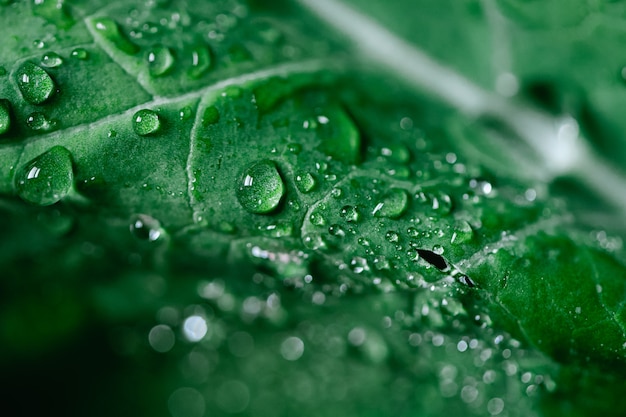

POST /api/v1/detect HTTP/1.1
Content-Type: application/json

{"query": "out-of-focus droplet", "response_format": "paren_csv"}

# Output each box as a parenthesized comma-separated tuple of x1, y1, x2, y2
(130, 214, 164, 242)
(168, 387, 205, 417)
(187, 45, 212, 79)
(146, 45, 175, 77)
(92, 17, 139, 55)
(0, 99, 11, 134)
(148, 324, 175, 353)
(280, 336, 305, 361)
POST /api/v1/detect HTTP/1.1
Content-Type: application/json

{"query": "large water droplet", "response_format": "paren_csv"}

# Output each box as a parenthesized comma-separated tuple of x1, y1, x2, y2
(237, 160, 285, 214)
(16, 62, 56, 104)
(133, 109, 161, 136)
(0, 99, 11, 134)
(92, 17, 139, 55)
(146, 45, 175, 77)
(15, 146, 73, 206)
(372, 188, 409, 218)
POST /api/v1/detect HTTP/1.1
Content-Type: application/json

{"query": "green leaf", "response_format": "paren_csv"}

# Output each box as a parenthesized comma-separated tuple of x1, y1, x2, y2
(2, 1, 626, 417)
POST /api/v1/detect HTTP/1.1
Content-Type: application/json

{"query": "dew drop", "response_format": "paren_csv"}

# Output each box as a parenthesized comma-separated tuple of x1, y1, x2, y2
(92, 17, 139, 55)
(202, 105, 219, 125)
(146, 45, 175, 77)
(385, 231, 399, 243)
(340, 205, 360, 222)
(295, 171, 316, 193)
(15, 146, 73, 206)
(0, 99, 11, 135)
(328, 224, 345, 237)
(70, 48, 89, 60)
(372, 188, 409, 218)
(26, 112, 55, 131)
(380, 144, 410, 163)
(16, 61, 56, 104)
(237, 160, 285, 214)
(133, 109, 161, 136)
(130, 214, 163, 242)
(187, 45, 212, 79)
(179, 105, 193, 121)
(451, 220, 473, 244)
(40, 52, 63, 68)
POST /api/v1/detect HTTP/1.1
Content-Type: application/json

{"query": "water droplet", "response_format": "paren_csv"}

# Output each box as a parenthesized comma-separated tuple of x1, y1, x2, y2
(26, 112, 55, 131)
(179, 105, 193, 121)
(328, 224, 345, 237)
(385, 231, 399, 243)
(237, 160, 285, 214)
(70, 48, 88, 60)
(451, 220, 473, 244)
(133, 109, 161, 136)
(16, 62, 56, 104)
(15, 146, 73, 206)
(295, 171, 316, 193)
(433, 244, 444, 255)
(0, 99, 11, 134)
(202, 105, 219, 125)
(309, 209, 326, 226)
(187, 45, 212, 79)
(340, 205, 360, 222)
(318, 108, 361, 164)
(146, 45, 174, 77)
(407, 227, 419, 238)
(40, 52, 63, 68)
(380, 144, 410, 163)
(92, 17, 139, 55)
(130, 214, 163, 242)
(372, 188, 409, 218)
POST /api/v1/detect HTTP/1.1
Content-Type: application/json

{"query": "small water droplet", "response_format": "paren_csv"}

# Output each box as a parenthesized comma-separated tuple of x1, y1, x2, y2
(340, 205, 360, 223)
(295, 171, 316, 193)
(41, 52, 63, 68)
(385, 231, 399, 243)
(350, 257, 369, 274)
(16, 61, 56, 104)
(237, 160, 285, 214)
(407, 227, 419, 238)
(433, 244, 444, 255)
(179, 105, 193, 120)
(372, 188, 409, 218)
(0, 99, 12, 134)
(26, 112, 55, 131)
(328, 224, 345, 237)
(451, 220, 473, 244)
(187, 45, 212, 79)
(309, 209, 326, 226)
(133, 109, 161, 136)
(130, 214, 164, 242)
(15, 146, 73, 206)
(146, 45, 175, 77)
(202, 105, 219, 125)
(70, 48, 89, 60)
(380, 144, 410, 163)
(280, 336, 304, 361)
(92, 17, 139, 55)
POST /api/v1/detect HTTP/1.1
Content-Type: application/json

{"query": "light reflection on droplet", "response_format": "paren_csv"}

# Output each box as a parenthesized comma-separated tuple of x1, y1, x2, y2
(168, 387, 205, 417)
(183, 315, 208, 342)
(280, 336, 305, 361)
(149, 324, 175, 353)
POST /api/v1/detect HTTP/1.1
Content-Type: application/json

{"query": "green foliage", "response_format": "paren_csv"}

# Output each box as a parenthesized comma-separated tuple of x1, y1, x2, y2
(1, 1, 626, 417)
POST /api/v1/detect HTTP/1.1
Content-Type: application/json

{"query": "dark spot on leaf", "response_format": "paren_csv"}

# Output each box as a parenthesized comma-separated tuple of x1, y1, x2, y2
(416, 249, 448, 270)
